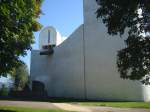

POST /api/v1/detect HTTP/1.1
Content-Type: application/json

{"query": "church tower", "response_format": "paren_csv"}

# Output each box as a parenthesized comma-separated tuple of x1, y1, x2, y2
(82, 0, 150, 101)
(30, 0, 150, 101)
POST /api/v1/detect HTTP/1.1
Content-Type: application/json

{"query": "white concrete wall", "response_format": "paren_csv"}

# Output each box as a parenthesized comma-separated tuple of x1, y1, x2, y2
(39, 26, 62, 49)
(30, 25, 85, 99)
(30, 0, 150, 101)
(83, 0, 150, 101)
(56, 31, 63, 45)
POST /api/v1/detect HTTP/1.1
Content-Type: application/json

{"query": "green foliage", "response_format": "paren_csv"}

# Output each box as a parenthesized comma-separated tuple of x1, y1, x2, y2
(0, 84, 9, 96)
(96, 0, 150, 84)
(0, 0, 43, 76)
(11, 63, 29, 91)
(80, 102, 150, 109)
(0, 106, 67, 112)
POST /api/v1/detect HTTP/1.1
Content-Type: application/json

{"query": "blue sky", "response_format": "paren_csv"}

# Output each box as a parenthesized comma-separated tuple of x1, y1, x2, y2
(21, 0, 83, 71)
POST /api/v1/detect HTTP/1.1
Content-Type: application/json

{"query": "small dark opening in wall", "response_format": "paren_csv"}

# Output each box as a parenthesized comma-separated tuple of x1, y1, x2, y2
(32, 80, 47, 97)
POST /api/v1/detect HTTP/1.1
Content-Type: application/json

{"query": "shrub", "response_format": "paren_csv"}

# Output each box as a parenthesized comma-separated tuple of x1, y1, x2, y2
(0, 84, 9, 97)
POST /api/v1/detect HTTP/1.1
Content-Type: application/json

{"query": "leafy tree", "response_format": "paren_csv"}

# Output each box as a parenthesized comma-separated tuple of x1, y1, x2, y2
(96, 0, 150, 84)
(0, 0, 43, 76)
(11, 63, 29, 91)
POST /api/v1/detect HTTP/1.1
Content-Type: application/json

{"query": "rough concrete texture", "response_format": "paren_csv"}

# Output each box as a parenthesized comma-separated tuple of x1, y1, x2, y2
(30, 0, 150, 101)
(30, 25, 85, 99)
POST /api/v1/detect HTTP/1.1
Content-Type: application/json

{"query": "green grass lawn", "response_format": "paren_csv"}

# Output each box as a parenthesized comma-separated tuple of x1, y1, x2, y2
(79, 102, 150, 109)
(0, 106, 70, 112)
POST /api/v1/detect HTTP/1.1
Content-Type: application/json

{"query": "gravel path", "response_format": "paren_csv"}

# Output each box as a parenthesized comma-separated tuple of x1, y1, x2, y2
(53, 103, 92, 112)
(0, 100, 150, 112)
